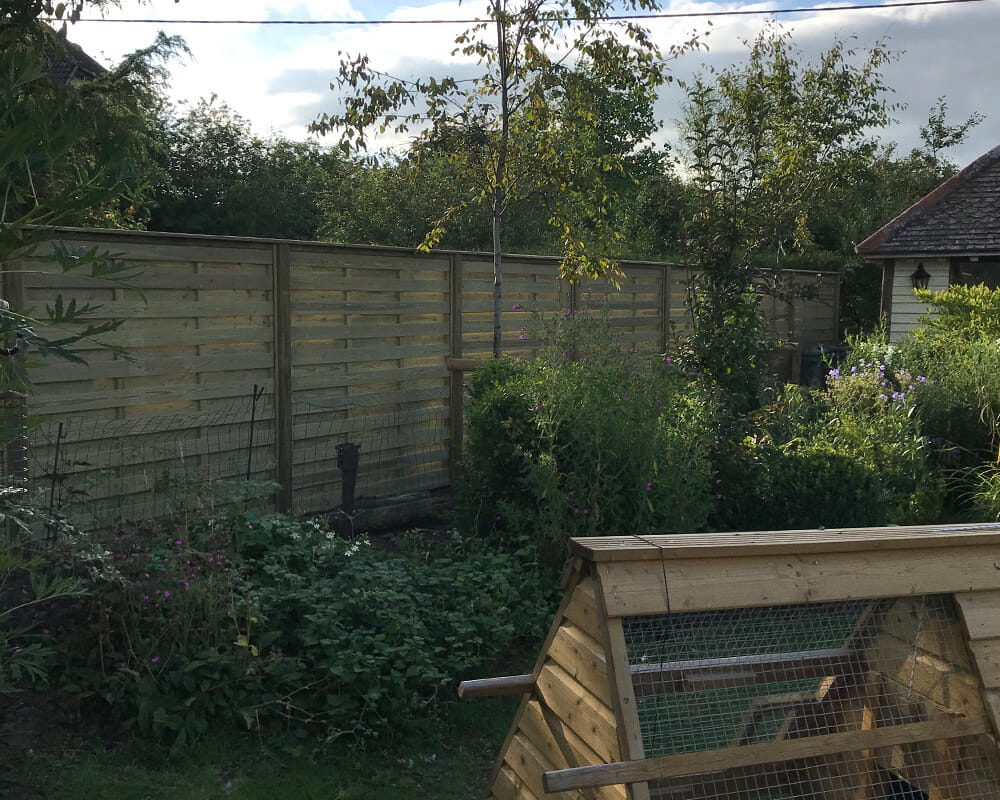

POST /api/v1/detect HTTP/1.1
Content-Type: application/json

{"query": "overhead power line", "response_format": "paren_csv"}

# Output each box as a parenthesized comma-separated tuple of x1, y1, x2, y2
(52, 0, 984, 26)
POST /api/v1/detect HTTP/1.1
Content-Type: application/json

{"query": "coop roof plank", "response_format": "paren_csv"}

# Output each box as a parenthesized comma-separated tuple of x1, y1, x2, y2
(572, 523, 1000, 562)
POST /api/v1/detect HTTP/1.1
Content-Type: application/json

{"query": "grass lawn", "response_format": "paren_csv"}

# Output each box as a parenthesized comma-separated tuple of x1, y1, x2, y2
(5, 695, 519, 800)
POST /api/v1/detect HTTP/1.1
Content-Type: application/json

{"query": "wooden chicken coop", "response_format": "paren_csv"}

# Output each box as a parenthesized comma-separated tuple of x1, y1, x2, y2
(459, 523, 1000, 799)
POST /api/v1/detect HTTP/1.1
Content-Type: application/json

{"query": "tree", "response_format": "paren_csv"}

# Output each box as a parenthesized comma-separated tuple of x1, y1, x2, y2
(678, 27, 896, 414)
(312, 1, 696, 356)
(150, 97, 343, 239)
(779, 98, 983, 333)
(1, 5, 185, 390)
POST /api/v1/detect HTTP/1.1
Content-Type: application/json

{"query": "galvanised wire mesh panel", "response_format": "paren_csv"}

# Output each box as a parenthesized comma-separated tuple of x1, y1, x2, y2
(623, 596, 1000, 800)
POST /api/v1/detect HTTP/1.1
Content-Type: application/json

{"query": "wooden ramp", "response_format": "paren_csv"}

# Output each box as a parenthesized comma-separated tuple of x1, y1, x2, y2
(460, 523, 1000, 799)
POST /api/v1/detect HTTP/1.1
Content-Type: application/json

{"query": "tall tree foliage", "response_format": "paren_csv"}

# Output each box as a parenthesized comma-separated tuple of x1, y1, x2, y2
(679, 28, 895, 414)
(1, 2, 183, 388)
(150, 97, 342, 239)
(313, 1, 696, 355)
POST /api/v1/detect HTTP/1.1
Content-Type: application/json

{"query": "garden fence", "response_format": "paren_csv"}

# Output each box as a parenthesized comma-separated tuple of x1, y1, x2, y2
(3, 228, 840, 527)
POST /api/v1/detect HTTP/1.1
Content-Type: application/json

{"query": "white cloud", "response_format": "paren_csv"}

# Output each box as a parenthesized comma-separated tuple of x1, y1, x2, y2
(66, 0, 998, 165)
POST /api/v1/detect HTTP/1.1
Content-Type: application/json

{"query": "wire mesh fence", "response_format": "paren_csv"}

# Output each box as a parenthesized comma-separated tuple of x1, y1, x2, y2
(622, 595, 1000, 799)
(291, 396, 449, 516)
(26, 396, 277, 530)
(16, 391, 450, 532)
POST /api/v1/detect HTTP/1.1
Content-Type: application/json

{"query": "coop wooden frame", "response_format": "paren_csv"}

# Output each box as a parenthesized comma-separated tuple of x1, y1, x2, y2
(459, 522, 1000, 800)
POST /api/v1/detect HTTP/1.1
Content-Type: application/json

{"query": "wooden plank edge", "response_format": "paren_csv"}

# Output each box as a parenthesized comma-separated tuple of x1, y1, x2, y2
(570, 525, 1000, 562)
(542, 716, 989, 793)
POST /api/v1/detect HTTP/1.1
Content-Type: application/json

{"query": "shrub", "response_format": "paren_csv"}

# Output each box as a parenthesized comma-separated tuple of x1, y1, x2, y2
(722, 373, 944, 531)
(914, 283, 1000, 340)
(457, 348, 715, 563)
(842, 291, 1000, 467)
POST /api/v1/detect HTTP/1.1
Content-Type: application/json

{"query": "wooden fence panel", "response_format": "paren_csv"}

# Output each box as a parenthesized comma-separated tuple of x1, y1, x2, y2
(287, 245, 451, 514)
(6, 229, 841, 525)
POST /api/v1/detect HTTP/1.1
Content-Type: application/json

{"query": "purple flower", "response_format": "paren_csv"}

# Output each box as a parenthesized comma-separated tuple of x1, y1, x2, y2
(518, 332, 527, 341)
(645, 482, 653, 492)
(162, 590, 171, 599)
(511, 303, 522, 310)
(664, 357, 673, 364)
(151, 656, 159, 663)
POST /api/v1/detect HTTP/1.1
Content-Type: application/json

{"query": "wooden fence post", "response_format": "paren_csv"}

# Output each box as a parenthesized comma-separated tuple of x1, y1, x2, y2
(660, 264, 671, 355)
(272, 243, 293, 513)
(831, 271, 842, 343)
(448, 253, 464, 488)
(2, 257, 27, 487)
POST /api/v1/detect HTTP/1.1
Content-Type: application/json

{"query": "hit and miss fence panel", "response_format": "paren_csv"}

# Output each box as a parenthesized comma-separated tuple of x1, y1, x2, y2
(18, 233, 278, 522)
(286, 245, 452, 514)
(7, 229, 841, 522)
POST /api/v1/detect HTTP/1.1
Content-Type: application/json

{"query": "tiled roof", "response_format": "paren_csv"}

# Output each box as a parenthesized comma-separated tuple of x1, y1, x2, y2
(857, 145, 1000, 256)
(43, 32, 106, 84)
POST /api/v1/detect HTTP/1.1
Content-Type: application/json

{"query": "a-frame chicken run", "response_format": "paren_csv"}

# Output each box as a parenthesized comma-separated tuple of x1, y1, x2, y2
(459, 523, 1000, 799)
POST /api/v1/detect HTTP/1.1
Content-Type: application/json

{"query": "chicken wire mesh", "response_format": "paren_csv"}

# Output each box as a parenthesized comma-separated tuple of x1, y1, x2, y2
(18, 392, 449, 531)
(622, 595, 1000, 800)
(27, 397, 277, 530)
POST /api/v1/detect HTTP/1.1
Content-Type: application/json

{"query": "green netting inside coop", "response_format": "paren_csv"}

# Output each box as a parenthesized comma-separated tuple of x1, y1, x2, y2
(622, 595, 1000, 799)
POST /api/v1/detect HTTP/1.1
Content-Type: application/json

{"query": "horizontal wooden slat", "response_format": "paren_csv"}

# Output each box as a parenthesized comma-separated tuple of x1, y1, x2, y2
(505, 733, 558, 800)
(661, 544, 1000, 613)
(491, 764, 538, 800)
(630, 648, 856, 697)
(562, 580, 603, 644)
(598, 560, 670, 617)
(543, 716, 989, 793)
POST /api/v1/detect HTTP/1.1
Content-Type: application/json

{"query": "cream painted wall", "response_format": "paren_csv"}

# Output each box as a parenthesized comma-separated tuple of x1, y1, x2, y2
(889, 257, 950, 342)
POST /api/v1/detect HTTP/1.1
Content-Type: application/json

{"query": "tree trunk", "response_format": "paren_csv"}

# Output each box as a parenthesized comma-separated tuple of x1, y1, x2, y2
(492, 9, 510, 358)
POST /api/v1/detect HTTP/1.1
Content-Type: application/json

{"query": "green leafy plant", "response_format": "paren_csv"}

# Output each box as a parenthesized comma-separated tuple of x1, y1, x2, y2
(458, 313, 714, 562)
(47, 481, 546, 752)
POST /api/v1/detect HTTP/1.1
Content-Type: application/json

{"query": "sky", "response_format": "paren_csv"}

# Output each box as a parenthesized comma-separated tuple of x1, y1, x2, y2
(65, 0, 998, 167)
